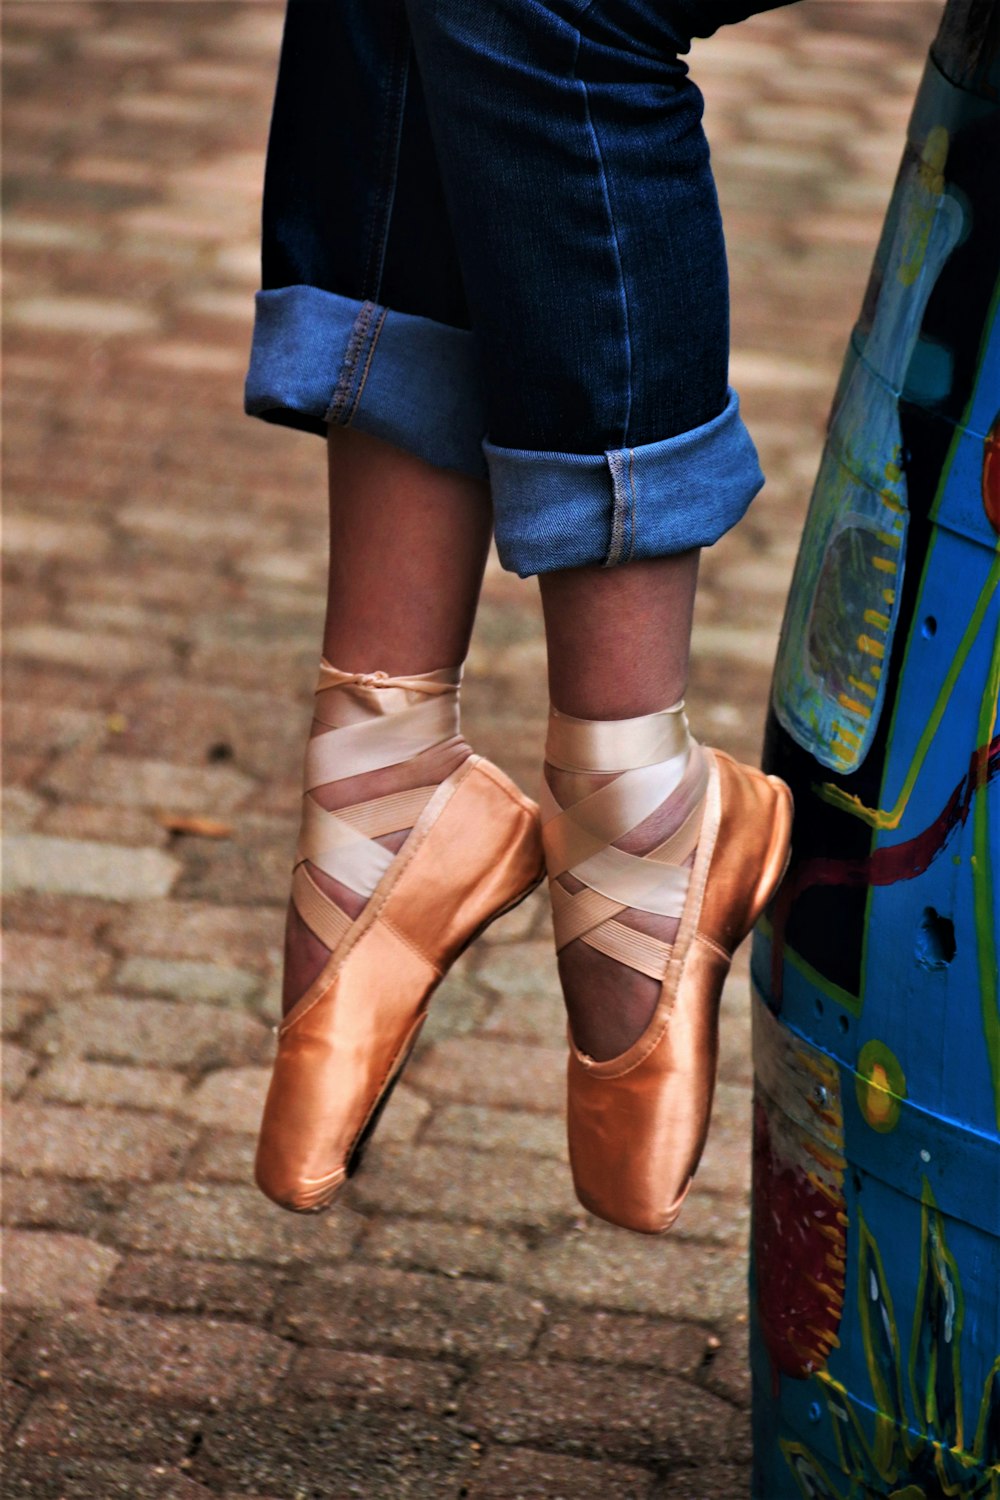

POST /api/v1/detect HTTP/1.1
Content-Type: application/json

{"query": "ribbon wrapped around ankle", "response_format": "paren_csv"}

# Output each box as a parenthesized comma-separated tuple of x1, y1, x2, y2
(542, 702, 708, 973)
(315, 661, 462, 700)
(545, 702, 689, 774)
(306, 661, 461, 789)
(296, 660, 462, 901)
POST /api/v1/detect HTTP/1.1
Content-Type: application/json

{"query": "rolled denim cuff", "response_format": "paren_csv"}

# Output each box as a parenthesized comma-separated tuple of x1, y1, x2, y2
(484, 388, 764, 577)
(245, 285, 488, 479)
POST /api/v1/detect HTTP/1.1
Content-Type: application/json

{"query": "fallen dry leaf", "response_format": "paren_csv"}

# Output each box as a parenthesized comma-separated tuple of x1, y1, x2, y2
(155, 813, 233, 839)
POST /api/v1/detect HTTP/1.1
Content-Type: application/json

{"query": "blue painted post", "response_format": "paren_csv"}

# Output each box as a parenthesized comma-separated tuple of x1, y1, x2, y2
(750, 2, 1000, 1494)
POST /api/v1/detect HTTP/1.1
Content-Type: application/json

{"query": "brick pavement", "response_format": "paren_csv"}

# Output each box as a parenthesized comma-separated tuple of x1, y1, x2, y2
(2, 3, 943, 1495)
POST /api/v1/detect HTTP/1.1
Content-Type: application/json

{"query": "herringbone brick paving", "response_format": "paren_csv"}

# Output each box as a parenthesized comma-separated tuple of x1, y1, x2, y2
(2, 3, 942, 1495)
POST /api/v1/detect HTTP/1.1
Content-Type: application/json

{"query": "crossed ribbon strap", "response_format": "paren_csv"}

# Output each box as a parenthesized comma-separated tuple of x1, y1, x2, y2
(541, 704, 708, 982)
(292, 661, 462, 953)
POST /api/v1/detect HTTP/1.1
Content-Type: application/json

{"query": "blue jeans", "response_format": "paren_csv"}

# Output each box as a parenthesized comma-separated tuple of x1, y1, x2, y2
(245, 0, 795, 577)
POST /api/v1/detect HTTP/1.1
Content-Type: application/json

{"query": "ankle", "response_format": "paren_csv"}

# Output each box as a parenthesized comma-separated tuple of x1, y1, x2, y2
(540, 702, 711, 1061)
(310, 734, 472, 814)
(542, 729, 707, 867)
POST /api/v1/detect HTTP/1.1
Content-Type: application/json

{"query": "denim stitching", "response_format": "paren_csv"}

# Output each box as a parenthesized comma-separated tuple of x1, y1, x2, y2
(361, 29, 411, 303)
(626, 447, 637, 562)
(604, 449, 629, 568)
(328, 301, 374, 426)
(575, 22, 635, 569)
(573, 35, 633, 448)
(326, 300, 386, 426)
(348, 304, 389, 420)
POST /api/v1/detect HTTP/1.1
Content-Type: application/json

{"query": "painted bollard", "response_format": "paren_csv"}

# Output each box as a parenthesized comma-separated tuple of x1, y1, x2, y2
(750, 2, 1000, 1495)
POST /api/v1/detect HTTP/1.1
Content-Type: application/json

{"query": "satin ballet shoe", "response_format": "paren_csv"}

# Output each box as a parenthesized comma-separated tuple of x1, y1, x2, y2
(546, 732, 792, 1234)
(255, 663, 544, 1213)
(256, 754, 544, 1211)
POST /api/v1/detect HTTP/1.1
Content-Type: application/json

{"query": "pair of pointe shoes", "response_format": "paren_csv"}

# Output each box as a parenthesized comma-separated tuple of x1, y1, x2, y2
(255, 719, 793, 1234)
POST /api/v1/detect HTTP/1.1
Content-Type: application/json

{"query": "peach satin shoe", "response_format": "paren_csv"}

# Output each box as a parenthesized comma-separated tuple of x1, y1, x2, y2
(255, 672, 544, 1213)
(555, 746, 793, 1234)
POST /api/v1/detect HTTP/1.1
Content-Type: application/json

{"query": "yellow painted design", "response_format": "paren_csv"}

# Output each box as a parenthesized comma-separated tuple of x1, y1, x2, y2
(858, 1211, 906, 1478)
(783, 1180, 1000, 1497)
(876, 530, 904, 549)
(807, 1140, 848, 1174)
(858, 634, 887, 660)
(849, 675, 878, 700)
(883, 588, 897, 605)
(900, 124, 950, 287)
(855, 1039, 906, 1133)
(805, 1169, 842, 1207)
(909, 1181, 966, 1453)
(818, 1368, 880, 1487)
(974, 1357, 1000, 1464)
(866, 1064, 895, 1124)
(817, 549, 1000, 829)
(865, 609, 891, 631)
(833, 722, 862, 749)
(839, 692, 873, 719)
(753, 925, 862, 1014)
(873, 556, 899, 573)
(779, 1438, 843, 1500)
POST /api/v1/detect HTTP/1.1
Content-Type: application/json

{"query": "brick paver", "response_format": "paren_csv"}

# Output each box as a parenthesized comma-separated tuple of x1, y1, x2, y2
(2, 2, 942, 1494)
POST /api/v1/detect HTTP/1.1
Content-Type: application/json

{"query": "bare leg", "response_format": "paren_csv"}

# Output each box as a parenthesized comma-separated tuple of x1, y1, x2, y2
(540, 553, 699, 718)
(283, 426, 492, 1013)
(322, 426, 490, 675)
(539, 552, 703, 1060)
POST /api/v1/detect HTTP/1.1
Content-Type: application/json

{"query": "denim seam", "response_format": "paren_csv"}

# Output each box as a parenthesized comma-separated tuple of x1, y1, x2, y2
(349, 303, 390, 418)
(626, 447, 637, 562)
(325, 299, 382, 425)
(361, 26, 411, 303)
(574, 27, 635, 569)
(573, 37, 633, 449)
(604, 449, 629, 567)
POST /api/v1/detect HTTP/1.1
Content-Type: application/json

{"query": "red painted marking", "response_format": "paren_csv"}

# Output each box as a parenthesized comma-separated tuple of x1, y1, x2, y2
(769, 732, 1000, 1004)
(983, 411, 1000, 534)
(753, 1099, 847, 1382)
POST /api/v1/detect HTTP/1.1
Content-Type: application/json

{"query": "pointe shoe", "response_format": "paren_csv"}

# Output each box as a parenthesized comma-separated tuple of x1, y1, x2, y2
(256, 753, 544, 1213)
(564, 749, 792, 1233)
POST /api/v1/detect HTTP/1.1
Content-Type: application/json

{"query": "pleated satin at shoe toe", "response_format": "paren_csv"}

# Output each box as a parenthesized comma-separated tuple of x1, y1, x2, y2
(543, 706, 793, 1235)
(255, 663, 545, 1213)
